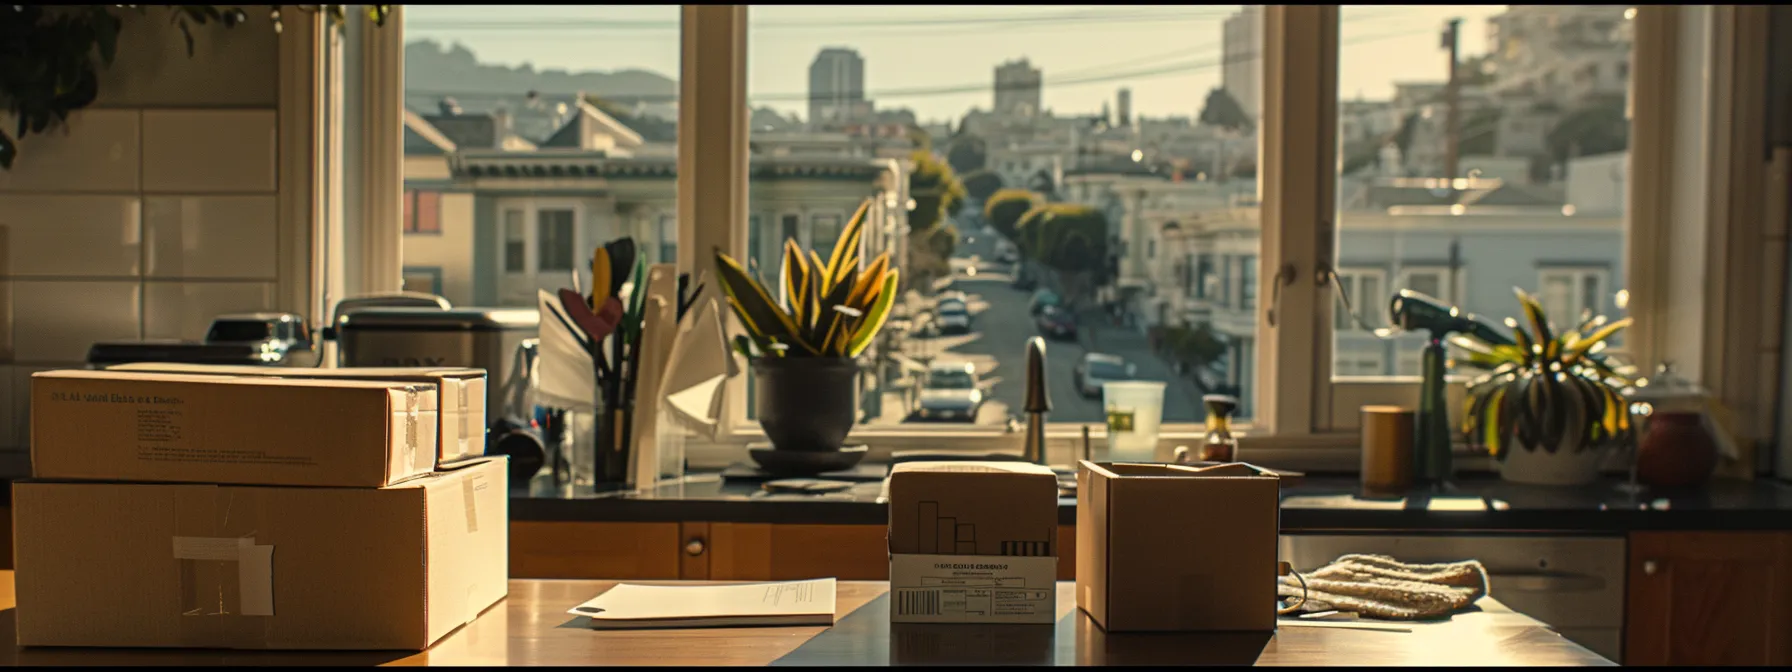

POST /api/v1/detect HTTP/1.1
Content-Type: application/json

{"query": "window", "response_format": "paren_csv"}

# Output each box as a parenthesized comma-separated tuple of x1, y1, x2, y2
(402, 266, 443, 295)
(1239, 254, 1257, 311)
(810, 213, 843, 259)
(1333, 268, 1385, 331)
(403, 190, 441, 233)
(400, 5, 680, 308)
(744, 5, 1262, 429)
(364, 6, 1714, 460)
(502, 210, 525, 273)
(1538, 267, 1608, 328)
(1335, 349, 1386, 376)
(1332, 5, 1632, 393)
(658, 214, 678, 264)
(537, 209, 576, 272)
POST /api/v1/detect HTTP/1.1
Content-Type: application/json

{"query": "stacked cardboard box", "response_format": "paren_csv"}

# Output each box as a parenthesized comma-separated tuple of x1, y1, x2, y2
(884, 461, 1060, 624)
(13, 369, 509, 651)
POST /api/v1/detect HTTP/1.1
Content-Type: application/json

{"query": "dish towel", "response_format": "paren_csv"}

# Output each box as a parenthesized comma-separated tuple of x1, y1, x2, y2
(1276, 553, 1490, 621)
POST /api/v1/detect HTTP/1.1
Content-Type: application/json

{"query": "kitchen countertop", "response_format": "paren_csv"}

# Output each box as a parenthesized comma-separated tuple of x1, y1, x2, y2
(512, 467, 1792, 533)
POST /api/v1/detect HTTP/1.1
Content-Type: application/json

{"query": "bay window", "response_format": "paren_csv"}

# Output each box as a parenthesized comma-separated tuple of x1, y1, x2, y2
(331, 5, 1775, 471)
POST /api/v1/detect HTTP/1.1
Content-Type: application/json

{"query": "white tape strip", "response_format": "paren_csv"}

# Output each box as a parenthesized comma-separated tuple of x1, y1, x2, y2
(172, 536, 275, 617)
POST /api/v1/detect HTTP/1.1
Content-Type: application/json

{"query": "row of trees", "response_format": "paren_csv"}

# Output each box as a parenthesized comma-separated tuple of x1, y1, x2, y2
(983, 188, 1111, 305)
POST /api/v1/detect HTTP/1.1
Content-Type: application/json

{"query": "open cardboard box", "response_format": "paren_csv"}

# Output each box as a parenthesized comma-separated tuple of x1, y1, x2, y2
(1076, 461, 1280, 632)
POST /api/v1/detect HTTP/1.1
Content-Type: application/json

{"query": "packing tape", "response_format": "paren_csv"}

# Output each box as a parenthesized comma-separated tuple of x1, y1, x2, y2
(405, 387, 420, 473)
(462, 472, 480, 533)
(172, 536, 275, 617)
(458, 381, 471, 458)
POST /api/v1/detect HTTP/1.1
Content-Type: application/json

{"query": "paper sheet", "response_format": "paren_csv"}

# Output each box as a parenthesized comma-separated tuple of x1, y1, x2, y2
(567, 578, 836, 623)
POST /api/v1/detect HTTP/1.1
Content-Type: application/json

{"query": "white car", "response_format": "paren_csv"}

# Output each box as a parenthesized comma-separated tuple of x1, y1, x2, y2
(935, 301, 972, 334)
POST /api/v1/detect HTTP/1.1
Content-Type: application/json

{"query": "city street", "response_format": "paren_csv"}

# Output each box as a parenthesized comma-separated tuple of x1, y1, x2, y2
(880, 226, 1205, 427)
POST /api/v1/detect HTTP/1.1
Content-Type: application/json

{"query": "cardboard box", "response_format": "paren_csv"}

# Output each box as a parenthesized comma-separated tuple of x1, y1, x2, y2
(107, 363, 488, 465)
(1076, 461, 1280, 632)
(885, 461, 1059, 624)
(32, 370, 438, 488)
(12, 457, 509, 650)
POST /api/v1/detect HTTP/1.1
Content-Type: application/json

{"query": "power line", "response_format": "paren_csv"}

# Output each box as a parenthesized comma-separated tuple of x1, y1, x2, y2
(405, 8, 1240, 31)
(406, 25, 1438, 108)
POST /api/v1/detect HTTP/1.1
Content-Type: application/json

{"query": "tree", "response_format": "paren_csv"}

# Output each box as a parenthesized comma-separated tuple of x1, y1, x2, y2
(945, 133, 987, 175)
(905, 150, 967, 289)
(961, 169, 1004, 203)
(1459, 107, 1503, 156)
(1160, 324, 1227, 393)
(1017, 203, 1111, 304)
(984, 188, 1037, 243)
(1546, 95, 1628, 168)
(908, 149, 967, 233)
(1026, 168, 1058, 201)
(1198, 87, 1252, 133)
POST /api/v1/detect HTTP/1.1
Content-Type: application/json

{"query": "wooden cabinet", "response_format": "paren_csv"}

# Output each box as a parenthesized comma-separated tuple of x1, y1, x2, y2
(1626, 531, 1792, 666)
(510, 522, 682, 579)
(675, 523, 1079, 581)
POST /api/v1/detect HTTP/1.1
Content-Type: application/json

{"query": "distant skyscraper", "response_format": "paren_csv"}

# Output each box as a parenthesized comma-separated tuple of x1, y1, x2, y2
(808, 47, 866, 129)
(994, 59, 1043, 118)
(1221, 6, 1262, 120)
(1117, 87, 1133, 127)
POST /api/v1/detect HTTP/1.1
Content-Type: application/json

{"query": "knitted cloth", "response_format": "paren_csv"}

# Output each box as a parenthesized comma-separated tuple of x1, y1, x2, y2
(1276, 553, 1490, 621)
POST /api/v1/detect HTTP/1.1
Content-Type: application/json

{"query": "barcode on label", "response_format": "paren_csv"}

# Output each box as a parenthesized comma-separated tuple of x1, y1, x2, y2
(897, 589, 940, 616)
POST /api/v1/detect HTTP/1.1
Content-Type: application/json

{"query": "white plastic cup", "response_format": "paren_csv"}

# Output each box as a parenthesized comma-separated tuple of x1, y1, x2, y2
(1103, 381, 1167, 462)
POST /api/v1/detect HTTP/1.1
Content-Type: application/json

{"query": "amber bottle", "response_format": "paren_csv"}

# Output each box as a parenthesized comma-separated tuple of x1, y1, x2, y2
(1199, 394, 1240, 463)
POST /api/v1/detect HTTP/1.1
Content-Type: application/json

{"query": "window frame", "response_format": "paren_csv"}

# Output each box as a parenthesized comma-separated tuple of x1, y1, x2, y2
(355, 5, 1765, 471)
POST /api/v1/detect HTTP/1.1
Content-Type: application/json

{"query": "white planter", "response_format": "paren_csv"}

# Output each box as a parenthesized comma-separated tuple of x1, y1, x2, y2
(1498, 441, 1610, 486)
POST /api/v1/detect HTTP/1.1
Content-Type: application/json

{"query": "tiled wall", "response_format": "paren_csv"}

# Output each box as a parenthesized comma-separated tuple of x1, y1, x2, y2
(0, 11, 285, 453)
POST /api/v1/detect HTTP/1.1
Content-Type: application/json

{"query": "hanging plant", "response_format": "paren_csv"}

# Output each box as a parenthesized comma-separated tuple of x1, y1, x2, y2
(0, 5, 391, 170)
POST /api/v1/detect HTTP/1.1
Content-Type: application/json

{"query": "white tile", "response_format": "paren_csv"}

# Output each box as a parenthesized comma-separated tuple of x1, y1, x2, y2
(0, 195, 142, 277)
(95, 10, 279, 108)
(11, 280, 141, 363)
(0, 110, 141, 193)
(144, 281, 276, 341)
(142, 110, 277, 193)
(143, 196, 277, 279)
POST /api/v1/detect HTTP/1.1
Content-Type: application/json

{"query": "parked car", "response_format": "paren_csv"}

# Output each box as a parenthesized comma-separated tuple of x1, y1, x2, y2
(1027, 289, 1061, 316)
(995, 239, 1020, 264)
(1035, 305, 1078, 341)
(935, 301, 972, 335)
(912, 361, 984, 423)
(1011, 269, 1037, 291)
(1072, 353, 1138, 399)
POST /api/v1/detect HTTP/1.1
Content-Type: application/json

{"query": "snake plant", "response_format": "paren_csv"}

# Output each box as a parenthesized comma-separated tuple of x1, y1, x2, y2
(715, 198, 899, 359)
(1453, 288, 1638, 458)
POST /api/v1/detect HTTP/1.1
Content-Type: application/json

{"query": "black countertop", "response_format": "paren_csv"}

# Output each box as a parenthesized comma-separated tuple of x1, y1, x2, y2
(511, 467, 1792, 533)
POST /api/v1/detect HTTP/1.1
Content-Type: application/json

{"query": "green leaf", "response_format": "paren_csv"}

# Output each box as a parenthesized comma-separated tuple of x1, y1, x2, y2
(1513, 287, 1556, 362)
(715, 251, 812, 355)
(847, 270, 901, 357)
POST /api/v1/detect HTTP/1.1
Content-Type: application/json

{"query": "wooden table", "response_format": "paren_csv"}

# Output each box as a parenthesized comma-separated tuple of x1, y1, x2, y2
(0, 572, 1611, 666)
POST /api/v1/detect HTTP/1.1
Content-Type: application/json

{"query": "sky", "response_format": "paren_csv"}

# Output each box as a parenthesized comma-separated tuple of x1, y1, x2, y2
(404, 5, 1508, 124)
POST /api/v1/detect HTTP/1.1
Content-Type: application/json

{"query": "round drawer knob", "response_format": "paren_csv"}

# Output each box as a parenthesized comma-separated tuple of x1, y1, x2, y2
(1643, 560, 1658, 575)
(685, 538, 706, 556)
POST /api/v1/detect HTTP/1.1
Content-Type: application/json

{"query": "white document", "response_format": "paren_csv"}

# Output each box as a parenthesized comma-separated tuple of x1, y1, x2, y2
(567, 578, 837, 629)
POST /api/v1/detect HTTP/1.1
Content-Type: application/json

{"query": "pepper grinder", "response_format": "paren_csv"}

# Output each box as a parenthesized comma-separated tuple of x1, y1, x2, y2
(1199, 394, 1240, 462)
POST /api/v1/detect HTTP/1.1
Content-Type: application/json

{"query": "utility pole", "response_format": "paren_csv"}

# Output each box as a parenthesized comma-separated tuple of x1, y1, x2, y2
(1442, 18, 1463, 182)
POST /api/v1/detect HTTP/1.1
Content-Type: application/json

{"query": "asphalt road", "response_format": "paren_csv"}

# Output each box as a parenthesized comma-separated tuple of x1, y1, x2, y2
(892, 225, 1205, 427)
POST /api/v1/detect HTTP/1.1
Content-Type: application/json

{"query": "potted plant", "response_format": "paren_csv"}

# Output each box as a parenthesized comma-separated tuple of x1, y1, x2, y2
(1454, 288, 1638, 486)
(715, 199, 899, 456)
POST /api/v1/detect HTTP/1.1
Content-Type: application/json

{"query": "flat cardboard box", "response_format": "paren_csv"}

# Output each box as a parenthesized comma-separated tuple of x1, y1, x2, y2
(12, 457, 509, 650)
(32, 369, 438, 488)
(1076, 461, 1280, 632)
(107, 363, 488, 465)
(885, 461, 1059, 624)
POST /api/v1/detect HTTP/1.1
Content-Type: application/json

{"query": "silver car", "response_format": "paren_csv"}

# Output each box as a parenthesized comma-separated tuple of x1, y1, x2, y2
(1073, 353, 1137, 399)
(913, 362, 984, 422)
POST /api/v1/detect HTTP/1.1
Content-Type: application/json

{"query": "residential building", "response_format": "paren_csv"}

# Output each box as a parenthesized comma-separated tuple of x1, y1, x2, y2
(1116, 87, 1133, 127)
(1222, 5, 1264, 120)
(400, 108, 908, 308)
(808, 47, 867, 129)
(1486, 5, 1632, 105)
(994, 59, 1043, 119)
